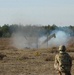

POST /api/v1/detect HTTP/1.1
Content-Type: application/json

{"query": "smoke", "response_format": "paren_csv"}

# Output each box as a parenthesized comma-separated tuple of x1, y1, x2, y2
(11, 32, 28, 49)
(48, 31, 69, 47)
(39, 30, 70, 48)
(39, 36, 47, 48)
(11, 26, 45, 49)
(11, 26, 71, 49)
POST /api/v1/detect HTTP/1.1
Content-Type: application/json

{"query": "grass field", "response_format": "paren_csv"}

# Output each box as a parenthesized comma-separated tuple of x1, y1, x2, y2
(0, 38, 74, 75)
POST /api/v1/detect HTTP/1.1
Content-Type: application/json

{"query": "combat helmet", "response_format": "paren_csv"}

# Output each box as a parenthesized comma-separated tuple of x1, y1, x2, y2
(59, 45, 66, 52)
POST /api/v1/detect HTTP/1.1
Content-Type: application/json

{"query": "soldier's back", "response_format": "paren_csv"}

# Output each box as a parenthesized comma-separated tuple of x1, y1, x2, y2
(58, 52, 72, 72)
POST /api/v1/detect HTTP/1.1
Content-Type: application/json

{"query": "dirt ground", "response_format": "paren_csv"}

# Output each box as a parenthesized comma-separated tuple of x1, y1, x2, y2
(0, 38, 74, 75)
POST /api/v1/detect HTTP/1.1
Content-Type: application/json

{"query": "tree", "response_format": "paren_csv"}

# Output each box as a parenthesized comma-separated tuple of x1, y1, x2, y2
(0, 26, 3, 37)
(2, 24, 9, 33)
(1, 24, 10, 37)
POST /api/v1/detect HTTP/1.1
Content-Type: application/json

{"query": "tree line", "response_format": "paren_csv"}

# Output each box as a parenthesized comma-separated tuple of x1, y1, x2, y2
(0, 24, 74, 37)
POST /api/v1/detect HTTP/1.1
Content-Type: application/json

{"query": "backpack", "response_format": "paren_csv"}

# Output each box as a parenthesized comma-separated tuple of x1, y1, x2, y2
(58, 52, 71, 72)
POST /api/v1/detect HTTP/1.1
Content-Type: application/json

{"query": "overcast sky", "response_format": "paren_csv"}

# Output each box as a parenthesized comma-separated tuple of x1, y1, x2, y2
(0, 0, 74, 26)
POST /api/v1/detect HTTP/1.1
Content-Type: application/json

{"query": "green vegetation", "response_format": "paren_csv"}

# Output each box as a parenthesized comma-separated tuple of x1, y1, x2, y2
(0, 24, 74, 37)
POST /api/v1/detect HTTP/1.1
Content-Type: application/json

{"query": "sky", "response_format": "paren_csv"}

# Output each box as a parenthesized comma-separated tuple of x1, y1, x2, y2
(0, 0, 74, 26)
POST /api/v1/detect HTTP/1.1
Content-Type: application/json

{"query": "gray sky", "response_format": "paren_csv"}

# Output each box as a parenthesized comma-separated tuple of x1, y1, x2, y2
(0, 0, 74, 26)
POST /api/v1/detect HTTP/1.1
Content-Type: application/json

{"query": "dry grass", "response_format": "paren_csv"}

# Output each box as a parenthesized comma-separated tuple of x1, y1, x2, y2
(45, 55, 54, 61)
(0, 38, 74, 75)
(67, 47, 74, 52)
(0, 53, 7, 60)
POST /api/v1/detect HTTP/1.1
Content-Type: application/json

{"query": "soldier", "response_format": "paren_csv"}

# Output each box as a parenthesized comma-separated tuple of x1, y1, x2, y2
(54, 45, 72, 75)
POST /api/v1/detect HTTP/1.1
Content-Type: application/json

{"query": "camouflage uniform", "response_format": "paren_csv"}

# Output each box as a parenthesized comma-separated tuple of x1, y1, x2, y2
(54, 45, 72, 75)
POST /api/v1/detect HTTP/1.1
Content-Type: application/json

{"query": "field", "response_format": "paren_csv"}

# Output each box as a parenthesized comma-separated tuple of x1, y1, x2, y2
(0, 38, 74, 75)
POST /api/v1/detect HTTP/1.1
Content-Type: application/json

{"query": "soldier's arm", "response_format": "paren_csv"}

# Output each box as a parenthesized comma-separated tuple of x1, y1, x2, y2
(68, 54, 72, 67)
(54, 54, 62, 75)
(67, 53, 72, 67)
(70, 56, 72, 67)
(54, 55, 59, 70)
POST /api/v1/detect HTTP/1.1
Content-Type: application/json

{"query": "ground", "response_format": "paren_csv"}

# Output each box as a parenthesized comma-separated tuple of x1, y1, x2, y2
(0, 38, 74, 75)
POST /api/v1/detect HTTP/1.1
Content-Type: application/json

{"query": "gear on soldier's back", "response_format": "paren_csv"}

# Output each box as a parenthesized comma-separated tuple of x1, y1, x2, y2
(58, 52, 71, 72)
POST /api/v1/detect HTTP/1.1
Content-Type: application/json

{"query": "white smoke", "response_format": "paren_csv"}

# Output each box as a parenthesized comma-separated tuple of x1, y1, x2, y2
(11, 29, 70, 49)
(48, 31, 69, 47)
(11, 32, 28, 49)
(39, 31, 70, 48)
(11, 26, 45, 49)
(11, 31, 40, 49)
(39, 36, 47, 48)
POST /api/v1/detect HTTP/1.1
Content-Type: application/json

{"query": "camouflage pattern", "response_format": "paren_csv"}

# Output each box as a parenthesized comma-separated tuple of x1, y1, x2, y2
(54, 45, 72, 75)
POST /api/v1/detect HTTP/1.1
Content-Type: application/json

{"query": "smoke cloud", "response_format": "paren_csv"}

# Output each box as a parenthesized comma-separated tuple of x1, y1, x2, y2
(11, 26, 45, 49)
(11, 27, 70, 49)
(48, 31, 69, 47)
(11, 32, 28, 49)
